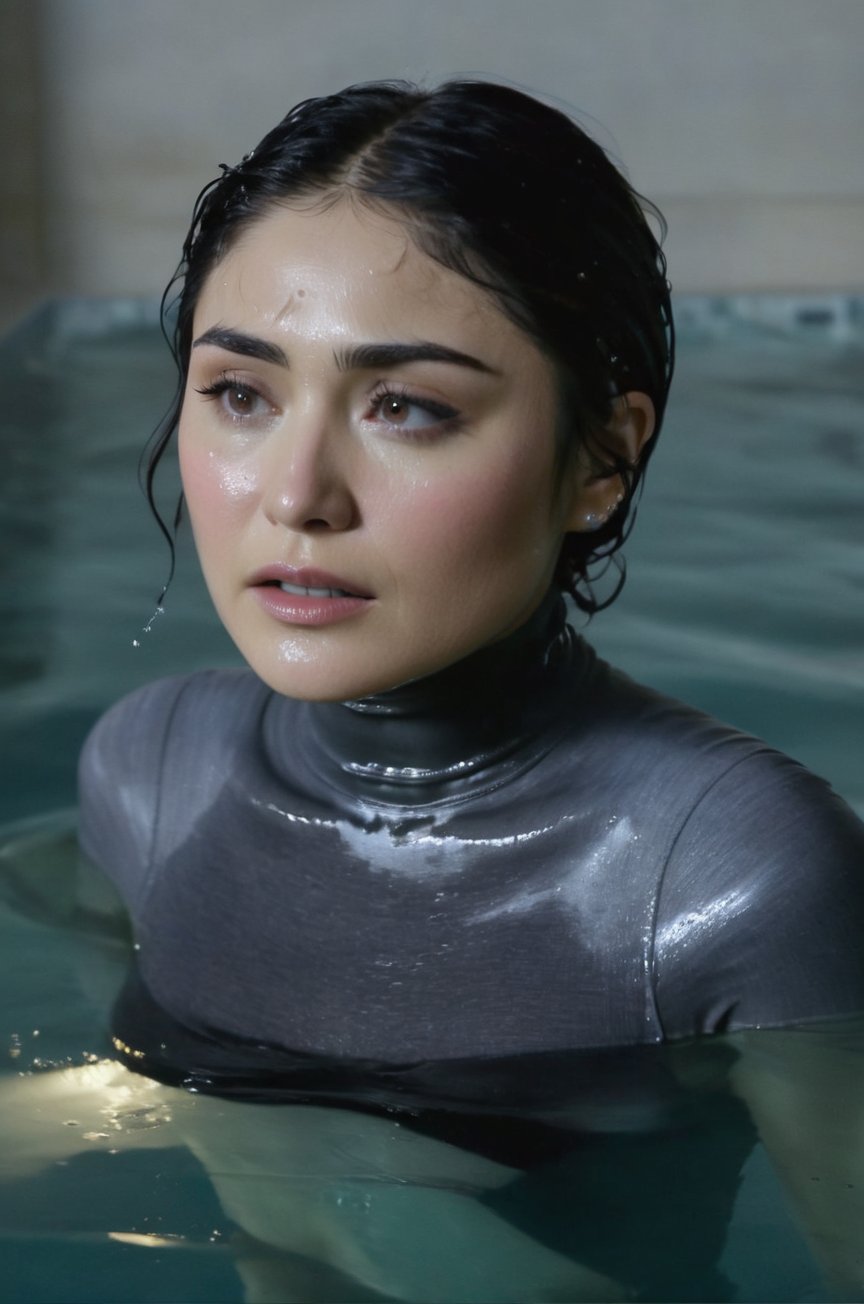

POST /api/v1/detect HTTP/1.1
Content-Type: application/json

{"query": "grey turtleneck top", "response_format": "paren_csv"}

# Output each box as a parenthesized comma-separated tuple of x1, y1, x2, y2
(78, 594, 864, 1066)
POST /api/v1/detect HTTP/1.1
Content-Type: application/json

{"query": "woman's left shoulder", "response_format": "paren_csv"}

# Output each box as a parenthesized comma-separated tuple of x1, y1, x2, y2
(652, 738, 864, 1036)
(579, 665, 864, 1033)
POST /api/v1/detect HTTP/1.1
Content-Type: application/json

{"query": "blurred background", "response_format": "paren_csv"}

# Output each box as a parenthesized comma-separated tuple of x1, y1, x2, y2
(2, 0, 863, 332)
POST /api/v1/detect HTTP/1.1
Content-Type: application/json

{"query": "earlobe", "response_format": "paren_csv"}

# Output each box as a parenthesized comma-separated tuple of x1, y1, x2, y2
(563, 391, 656, 533)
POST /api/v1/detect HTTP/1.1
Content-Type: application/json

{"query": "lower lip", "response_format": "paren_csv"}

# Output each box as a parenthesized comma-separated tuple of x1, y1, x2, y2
(251, 585, 373, 627)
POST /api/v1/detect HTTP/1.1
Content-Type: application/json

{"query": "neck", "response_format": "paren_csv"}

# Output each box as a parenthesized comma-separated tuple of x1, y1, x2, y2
(264, 589, 588, 806)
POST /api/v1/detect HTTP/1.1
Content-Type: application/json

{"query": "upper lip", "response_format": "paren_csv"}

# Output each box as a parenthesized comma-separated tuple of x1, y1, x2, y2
(248, 564, 375, 598)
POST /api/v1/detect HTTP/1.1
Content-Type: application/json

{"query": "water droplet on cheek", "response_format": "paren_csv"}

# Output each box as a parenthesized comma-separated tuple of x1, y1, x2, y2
(201, 450, 260, 502)
(221, 467, 259, 499)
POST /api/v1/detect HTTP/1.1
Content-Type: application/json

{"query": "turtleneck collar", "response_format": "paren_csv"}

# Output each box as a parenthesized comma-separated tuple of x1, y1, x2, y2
(264, 589, 590, 807)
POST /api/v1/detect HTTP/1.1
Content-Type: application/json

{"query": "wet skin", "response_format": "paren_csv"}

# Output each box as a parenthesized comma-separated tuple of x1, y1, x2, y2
(179, 198, 651, 702)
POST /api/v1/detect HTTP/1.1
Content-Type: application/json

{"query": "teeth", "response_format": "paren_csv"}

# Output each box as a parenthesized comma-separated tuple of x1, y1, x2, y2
(278, 582, 352, 598)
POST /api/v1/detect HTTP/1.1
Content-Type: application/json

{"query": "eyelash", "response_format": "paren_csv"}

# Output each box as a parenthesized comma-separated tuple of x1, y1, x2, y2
(194, 372, 272, 421)
(193, 372, 463, 437)
(365, 381, 462, 438)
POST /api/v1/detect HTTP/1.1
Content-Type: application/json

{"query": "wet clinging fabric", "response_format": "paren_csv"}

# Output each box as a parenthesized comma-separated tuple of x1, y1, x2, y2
(79, 592, 864, 1061)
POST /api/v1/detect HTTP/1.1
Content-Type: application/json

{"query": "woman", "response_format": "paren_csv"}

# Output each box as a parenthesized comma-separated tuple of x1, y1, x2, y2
(79, 78, 864, 1079)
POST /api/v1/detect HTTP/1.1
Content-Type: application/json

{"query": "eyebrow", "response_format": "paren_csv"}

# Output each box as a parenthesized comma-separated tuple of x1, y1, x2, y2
(192, 327, 498, 376)
(335, 341, 499, 376)
(192, 327, 288, 366)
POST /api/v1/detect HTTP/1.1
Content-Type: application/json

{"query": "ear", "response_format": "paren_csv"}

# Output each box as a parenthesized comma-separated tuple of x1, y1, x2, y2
(563, 391, 656, 533)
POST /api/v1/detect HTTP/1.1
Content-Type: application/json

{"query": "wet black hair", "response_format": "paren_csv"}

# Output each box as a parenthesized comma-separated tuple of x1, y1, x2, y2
(145, 78, 674, 614)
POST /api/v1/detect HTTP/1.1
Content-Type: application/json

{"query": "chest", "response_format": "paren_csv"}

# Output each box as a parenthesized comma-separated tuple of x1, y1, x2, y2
(137, 780, 663, 1056)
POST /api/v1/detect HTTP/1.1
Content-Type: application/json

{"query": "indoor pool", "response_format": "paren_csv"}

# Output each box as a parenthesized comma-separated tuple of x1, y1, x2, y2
(1, 296, 862, 1302)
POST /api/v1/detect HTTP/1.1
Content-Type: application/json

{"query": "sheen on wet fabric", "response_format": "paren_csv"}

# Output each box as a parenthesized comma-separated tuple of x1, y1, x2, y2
(77, 590, 864, 1068)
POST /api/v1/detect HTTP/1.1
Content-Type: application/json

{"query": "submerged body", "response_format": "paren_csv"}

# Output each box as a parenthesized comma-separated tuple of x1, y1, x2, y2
(79, 594, 864, 1065)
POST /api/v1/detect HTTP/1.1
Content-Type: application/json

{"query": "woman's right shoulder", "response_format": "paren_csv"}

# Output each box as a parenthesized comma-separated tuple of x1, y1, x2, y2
(80, 668, 267, 774)
(77, 669, 269, 899)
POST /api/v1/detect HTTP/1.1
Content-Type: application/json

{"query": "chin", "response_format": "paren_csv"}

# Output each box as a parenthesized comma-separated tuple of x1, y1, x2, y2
(246, 658, 411, 704)
(245, 639, 478, 703)
(231, 614, 512, 704)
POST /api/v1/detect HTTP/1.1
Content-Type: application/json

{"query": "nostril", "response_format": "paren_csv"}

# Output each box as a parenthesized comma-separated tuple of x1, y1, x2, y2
(262, 476, 357, 531)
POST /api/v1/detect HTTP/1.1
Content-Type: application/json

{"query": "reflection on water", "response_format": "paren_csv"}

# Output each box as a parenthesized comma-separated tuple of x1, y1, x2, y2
(1, 817, 862, 1303)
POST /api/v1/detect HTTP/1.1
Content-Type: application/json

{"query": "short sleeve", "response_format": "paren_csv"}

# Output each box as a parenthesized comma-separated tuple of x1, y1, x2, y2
(653, 749, 864, 1038)
(77, 676, 190, 912)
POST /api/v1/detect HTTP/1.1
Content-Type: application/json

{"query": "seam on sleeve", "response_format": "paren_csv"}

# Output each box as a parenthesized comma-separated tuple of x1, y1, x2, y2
(647, 748, 771, 1041)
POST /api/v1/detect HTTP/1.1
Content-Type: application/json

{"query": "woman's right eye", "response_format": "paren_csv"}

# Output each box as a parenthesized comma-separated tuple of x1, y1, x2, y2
(194, 375, 274, 422)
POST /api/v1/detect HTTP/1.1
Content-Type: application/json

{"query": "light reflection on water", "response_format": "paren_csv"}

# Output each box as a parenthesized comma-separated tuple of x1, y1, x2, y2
(1, 811, 862, 1299)
(0, 300, 862, 1301)
(1, 813, 860, 1304)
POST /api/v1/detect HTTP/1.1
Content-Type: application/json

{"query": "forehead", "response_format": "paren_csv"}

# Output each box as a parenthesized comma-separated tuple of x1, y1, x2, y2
(194, 199, 523, 350)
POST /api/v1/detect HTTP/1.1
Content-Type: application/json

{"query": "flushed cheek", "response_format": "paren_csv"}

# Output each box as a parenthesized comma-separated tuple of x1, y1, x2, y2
(180, 443, 262, 534)
(398, 468, 557, 589)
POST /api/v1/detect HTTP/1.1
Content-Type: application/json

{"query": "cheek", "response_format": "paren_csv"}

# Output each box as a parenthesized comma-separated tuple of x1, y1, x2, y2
(179, 436, 260, 539)
(391, 453, 558, 584)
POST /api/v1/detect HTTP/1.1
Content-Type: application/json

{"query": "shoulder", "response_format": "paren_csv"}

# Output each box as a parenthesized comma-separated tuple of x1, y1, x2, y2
(79, 668, 268, 786)
(82, 667, 270, 752)
(571, 652, 802, 815)
(78, 669, 270, 902)
(572, 653, 864, 1033)
(652, 739, 864, 1036)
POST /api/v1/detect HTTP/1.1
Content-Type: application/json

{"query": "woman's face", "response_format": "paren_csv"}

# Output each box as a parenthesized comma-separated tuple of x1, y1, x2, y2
(179, 199, 589, 701)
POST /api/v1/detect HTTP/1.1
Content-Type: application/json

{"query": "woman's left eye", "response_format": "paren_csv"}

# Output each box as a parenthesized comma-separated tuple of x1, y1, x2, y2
(367, 387, 461, 435)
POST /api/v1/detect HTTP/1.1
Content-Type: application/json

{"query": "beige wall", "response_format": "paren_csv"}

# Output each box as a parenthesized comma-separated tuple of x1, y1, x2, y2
(2, 0, 863, 329)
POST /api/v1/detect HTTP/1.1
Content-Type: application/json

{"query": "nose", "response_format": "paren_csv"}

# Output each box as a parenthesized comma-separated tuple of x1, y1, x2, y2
(261, 417, 358, 533)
